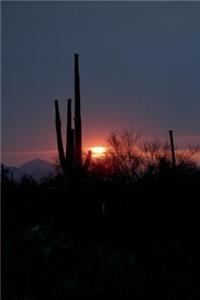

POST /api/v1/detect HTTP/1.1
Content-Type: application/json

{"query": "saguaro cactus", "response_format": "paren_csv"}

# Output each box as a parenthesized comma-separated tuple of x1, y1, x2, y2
(169, 130, 176, 169)
(54, 54, 91, 175)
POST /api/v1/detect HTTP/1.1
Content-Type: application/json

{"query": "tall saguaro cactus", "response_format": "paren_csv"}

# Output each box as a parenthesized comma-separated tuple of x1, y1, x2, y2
(74, 53, 82, 167)
(54, 54, 91, 175)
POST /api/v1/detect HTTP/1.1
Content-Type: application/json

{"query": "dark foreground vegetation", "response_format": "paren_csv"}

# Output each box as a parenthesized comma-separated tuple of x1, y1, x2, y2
(2, 134, 200, 300)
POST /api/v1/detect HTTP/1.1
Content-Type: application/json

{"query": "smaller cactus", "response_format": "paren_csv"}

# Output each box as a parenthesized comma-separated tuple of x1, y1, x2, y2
(169, 130, 176, 169)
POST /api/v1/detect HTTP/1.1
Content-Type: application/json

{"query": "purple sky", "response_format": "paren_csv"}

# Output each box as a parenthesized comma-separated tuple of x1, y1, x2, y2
(2, 2, 200, 166)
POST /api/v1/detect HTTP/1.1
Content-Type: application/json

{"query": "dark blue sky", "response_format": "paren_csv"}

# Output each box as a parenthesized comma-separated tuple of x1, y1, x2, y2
(2, 2, 200, 165)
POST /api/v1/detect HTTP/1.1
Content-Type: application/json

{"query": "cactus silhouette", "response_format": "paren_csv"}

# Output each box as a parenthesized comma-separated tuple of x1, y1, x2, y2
(54, 54, 91, 175)
(169, 129, 176, 169)
(74, 53, 82, 167)
(55, 100, 65, 171)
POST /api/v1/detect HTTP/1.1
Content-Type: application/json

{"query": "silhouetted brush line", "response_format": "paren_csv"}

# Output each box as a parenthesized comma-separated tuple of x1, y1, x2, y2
(2, 157, 200, 300)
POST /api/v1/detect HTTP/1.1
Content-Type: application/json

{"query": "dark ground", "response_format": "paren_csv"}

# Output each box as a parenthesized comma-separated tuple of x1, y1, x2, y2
(2, 161, 200, 300)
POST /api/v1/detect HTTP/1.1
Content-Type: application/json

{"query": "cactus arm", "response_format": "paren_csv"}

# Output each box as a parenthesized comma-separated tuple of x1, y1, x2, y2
(55, 100, 65, 169)
(83, 150, 92, 170)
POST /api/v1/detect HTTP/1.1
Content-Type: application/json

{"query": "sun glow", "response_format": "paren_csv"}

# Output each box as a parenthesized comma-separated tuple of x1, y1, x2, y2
(89, 146, 107, 158)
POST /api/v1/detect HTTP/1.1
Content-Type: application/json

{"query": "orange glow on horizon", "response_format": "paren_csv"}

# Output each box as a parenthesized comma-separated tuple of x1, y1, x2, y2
(89, 146, 107, 158)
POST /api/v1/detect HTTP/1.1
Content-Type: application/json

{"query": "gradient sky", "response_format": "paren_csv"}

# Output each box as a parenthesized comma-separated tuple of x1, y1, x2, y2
(2, 1, 200, 166)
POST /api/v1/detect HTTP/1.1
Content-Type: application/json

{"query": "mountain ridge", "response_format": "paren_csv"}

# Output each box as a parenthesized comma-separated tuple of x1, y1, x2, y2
(4, 158, 55, 181)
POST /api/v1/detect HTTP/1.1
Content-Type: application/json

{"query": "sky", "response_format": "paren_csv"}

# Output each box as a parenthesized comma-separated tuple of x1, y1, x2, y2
(2, 1, 200, 166)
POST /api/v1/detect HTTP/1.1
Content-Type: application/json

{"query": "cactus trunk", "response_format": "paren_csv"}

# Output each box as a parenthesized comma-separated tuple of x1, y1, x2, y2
(66, 99, 74, 163)
(74, 53, 82, 167)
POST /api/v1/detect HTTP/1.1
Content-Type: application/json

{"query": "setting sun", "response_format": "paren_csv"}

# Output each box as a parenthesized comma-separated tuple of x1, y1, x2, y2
(89, 146, 107, 158)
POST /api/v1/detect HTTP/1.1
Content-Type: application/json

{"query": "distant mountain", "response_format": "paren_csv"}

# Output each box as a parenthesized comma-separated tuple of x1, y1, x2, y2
(6, 159, 55, 181)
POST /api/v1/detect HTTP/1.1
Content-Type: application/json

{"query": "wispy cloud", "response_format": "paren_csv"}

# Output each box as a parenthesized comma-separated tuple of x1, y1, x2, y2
(4, 150, 57, 156)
